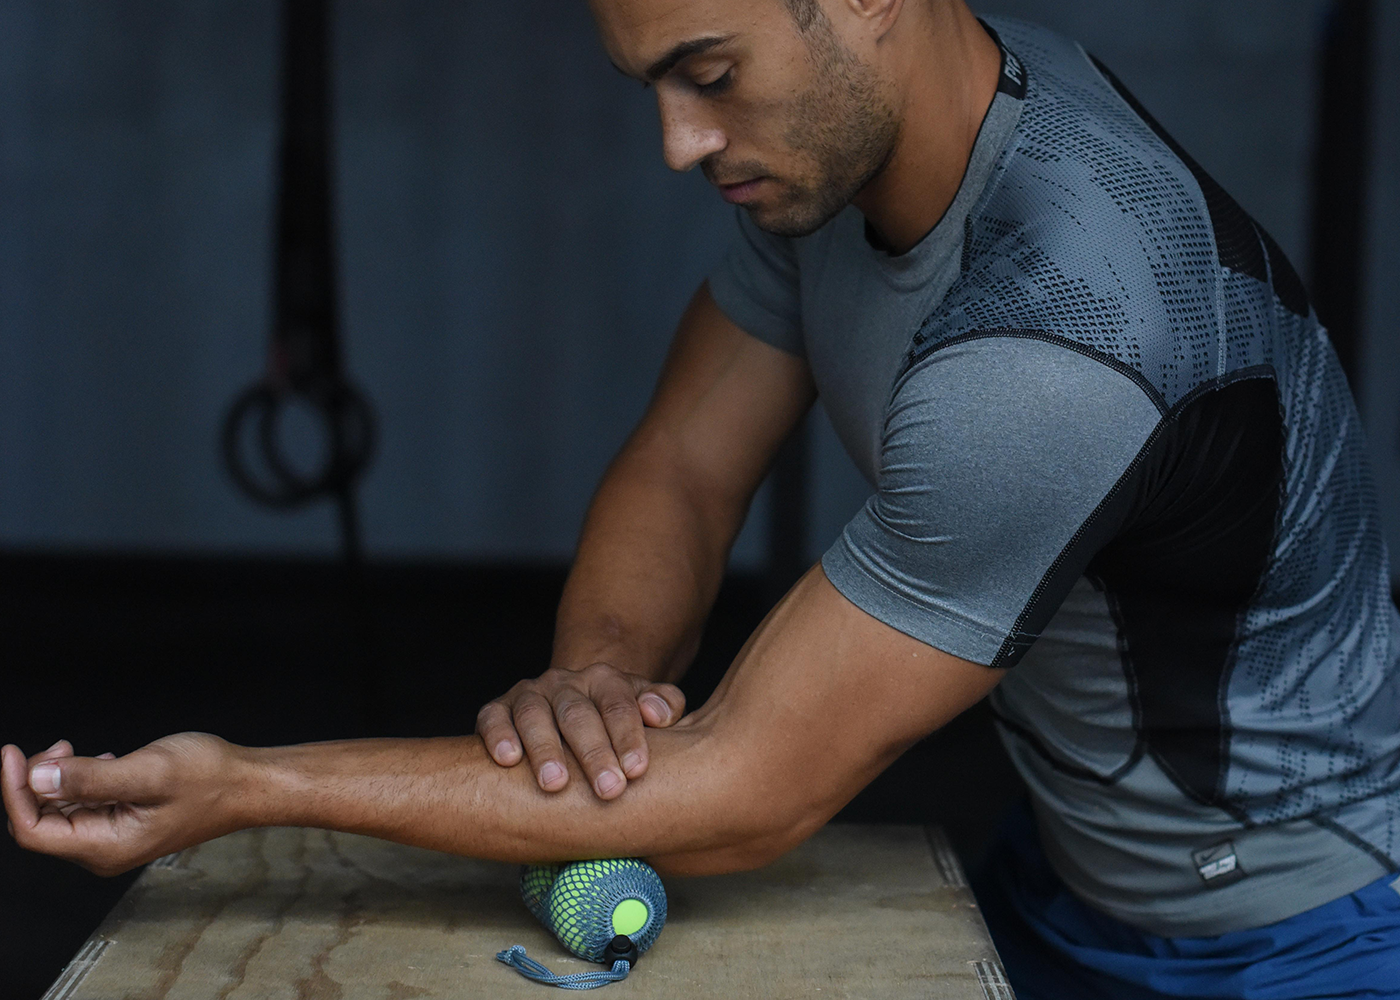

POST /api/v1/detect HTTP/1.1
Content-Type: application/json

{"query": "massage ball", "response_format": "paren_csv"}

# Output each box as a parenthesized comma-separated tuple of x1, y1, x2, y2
(519, 858, 667, 963)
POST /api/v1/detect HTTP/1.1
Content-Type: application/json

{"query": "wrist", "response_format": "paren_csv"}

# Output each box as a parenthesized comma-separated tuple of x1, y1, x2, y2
(226, 743, 299, 830)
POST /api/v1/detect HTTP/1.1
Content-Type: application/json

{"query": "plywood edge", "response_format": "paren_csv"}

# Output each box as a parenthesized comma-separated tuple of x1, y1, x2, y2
(921, 825, 1017, 999)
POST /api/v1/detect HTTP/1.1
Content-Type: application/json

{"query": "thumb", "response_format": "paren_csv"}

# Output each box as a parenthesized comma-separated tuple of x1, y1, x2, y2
(634, 681, 686, 728)
(29, 752, 167, 805)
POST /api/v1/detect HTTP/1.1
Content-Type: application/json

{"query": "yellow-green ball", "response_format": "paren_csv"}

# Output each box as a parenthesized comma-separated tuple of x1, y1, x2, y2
(545, 858, 667, 962)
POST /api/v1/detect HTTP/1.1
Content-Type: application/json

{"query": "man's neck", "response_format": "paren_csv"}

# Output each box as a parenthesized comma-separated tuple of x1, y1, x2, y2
(852, 5, 1003, 255)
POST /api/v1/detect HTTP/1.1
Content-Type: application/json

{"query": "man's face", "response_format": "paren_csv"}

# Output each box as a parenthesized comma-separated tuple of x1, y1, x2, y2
(592, 0, 900, 238)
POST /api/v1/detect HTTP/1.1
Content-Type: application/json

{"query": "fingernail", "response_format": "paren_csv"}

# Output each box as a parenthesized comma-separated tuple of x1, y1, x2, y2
(539, 762, 565, 788)
(621, 752, 642, 775)
(30, 764, 60, 794)
(494, 741, 516, 762)
(641, 695, 671, 723)
(597, 770, 622, 795)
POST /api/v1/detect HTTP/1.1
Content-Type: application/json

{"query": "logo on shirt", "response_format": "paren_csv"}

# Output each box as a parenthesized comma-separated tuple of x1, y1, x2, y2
(1193, 841, 1247, 888)
(1003, 51, 1024, 88)
(996, 46, 1027, 100)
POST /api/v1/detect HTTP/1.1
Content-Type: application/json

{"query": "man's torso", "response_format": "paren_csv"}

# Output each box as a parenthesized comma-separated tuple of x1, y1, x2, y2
(709, 17, 1400, 937)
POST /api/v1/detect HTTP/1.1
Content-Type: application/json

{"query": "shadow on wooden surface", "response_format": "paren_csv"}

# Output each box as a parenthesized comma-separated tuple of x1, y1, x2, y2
(62, 825, 1004, 999)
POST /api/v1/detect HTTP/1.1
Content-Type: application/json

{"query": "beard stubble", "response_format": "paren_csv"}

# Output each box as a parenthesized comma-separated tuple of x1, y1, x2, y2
(745, 17, 902, 237)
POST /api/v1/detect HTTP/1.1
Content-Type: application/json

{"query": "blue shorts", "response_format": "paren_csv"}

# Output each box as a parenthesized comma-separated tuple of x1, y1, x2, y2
(970, 802, 1400, 999)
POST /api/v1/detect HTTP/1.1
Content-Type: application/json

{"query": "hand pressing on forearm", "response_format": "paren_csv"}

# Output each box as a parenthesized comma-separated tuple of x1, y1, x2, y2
(5, 569, 1005, 880)
(477, 665, 686, 800)
(475, 285, 819, 802)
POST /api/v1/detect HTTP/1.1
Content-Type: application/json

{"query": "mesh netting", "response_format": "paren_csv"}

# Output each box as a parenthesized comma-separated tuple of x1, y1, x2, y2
(520, 863, 563, 927)
(543, 859, 667, 962)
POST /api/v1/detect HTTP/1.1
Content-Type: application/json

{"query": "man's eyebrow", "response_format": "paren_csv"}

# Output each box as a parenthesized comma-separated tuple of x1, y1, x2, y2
(641, 35, 733, 84)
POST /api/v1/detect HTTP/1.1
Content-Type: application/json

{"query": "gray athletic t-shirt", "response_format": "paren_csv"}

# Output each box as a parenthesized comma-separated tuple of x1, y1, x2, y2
(709, 18, 1400, 937)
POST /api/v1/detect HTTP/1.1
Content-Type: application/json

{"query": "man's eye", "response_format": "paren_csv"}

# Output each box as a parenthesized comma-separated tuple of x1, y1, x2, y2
(696, 69, 733, 95)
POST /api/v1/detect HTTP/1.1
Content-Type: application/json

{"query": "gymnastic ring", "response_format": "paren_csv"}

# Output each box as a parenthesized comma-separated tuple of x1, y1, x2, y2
(222, 380, 376, 509)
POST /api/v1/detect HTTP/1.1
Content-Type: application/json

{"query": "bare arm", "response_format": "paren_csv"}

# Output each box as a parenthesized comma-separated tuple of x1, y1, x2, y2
(476, 283, 817, 800)
(554, 286, 812, 686)
(3, 568, 1002, 878)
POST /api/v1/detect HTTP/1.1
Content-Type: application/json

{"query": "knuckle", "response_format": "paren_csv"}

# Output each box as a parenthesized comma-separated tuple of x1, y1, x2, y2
(599, 697, 640, 720)
(476, 711, 509, 736)
(528, 673, 564, 696)
(554, 699, 597, 727)
(518, 723, 561, 753)
(512, 699, 552, 724)
(477, 701, 504, 721)
(150, 755, 177, 788)
(578, 745, 618, 769)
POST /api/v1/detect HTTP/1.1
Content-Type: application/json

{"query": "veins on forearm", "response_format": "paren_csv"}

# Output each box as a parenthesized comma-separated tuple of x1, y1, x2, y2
(247, 728, 782, 871)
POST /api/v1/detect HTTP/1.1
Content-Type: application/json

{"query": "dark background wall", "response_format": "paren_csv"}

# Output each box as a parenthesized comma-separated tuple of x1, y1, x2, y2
(9, 0, 1396, 566)
(1363, 1, 1400, 549)
(1, 2, 1396, 997)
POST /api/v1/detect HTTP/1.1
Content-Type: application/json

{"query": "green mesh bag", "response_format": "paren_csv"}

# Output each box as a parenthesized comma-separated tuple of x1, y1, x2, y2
(519, 863, 563, 926)
(544, 858, 667, 962)
(502, 859, 667, 986)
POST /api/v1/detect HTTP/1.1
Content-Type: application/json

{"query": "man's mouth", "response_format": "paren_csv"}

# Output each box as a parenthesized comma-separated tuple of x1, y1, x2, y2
(717, 178, 765, 205)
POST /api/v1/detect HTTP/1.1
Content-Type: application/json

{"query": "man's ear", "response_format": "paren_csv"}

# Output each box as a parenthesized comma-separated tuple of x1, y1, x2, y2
(838, 0, 907, 40)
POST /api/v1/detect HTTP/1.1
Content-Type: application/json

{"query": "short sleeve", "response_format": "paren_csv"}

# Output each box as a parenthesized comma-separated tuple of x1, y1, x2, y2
(707, 208, 805, 357)
(821, 335, 1165, 667)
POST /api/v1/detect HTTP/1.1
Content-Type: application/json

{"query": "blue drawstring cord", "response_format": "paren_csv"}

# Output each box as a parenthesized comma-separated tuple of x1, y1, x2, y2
(496, 945, 632, 990)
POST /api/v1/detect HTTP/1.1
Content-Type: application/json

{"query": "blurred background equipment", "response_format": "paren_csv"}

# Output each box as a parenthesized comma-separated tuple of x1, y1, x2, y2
(222, 0, 375, 563)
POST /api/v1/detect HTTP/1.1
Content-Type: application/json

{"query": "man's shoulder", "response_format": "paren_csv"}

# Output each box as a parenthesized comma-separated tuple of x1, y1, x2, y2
(907, 20, 1235, 405)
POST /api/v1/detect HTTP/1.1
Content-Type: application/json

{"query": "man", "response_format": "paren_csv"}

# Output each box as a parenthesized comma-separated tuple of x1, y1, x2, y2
(5, 1, 1399, 996)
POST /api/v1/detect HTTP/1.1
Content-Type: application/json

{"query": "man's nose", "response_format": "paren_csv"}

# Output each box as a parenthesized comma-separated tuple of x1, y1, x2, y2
(657, 93, 726, 173)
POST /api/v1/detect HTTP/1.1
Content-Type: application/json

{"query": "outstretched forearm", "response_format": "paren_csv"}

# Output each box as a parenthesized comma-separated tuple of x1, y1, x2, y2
(239, 724, 797, 876)
(4, 571, 1003, 879)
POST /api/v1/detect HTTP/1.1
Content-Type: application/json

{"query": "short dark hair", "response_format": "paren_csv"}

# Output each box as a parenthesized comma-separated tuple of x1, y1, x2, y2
(783, 0, 824, 31)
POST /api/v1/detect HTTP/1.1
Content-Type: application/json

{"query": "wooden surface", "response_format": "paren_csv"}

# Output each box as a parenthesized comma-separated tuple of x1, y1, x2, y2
(44, 824, 1014, 1000)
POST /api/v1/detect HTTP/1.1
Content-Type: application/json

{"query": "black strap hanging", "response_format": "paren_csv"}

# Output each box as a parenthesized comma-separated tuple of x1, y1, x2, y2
(223, 0, 375, 563)
(1308, 0, 1376, 386)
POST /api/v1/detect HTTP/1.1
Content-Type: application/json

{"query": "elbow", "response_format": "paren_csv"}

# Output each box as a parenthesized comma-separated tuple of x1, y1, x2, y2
(645, 792, 834, 878)
(638, 715, 878, 878)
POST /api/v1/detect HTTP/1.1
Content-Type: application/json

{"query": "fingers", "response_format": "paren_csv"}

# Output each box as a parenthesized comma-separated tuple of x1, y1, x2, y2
(573, 669, 653, 786)
(553, 683, 629, 800)
(475, 667, 688, 800)
(478, 673, 629, 797)
(4, 738, 218, 878)
(27, 740, 75, 766)
(476, 700, 525, 768)
(579, 678, 685, 786)
(2, 744, 41, 833)
(27, 751, 166, 806)
(635, 682, 686, 730)
(511, 691, 571, 793)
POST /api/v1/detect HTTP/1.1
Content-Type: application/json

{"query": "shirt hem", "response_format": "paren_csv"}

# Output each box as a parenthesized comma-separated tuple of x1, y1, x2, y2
(822, 542, 1006, 666)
